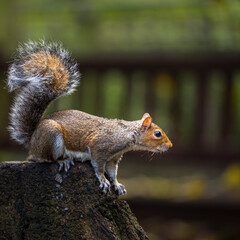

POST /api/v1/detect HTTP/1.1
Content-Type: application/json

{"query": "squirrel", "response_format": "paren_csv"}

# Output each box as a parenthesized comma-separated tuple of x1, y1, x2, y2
(7, 40, 173, 195)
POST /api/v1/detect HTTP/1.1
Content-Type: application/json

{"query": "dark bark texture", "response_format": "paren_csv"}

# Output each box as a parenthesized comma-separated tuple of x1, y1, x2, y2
(0, 160, 148, 240)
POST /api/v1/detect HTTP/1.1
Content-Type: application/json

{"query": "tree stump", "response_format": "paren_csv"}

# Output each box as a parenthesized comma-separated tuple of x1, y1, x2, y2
(0, 160, 148, 240)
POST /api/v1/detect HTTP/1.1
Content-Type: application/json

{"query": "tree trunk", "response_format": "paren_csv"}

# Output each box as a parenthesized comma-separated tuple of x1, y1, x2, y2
(0, 160, 148, 240)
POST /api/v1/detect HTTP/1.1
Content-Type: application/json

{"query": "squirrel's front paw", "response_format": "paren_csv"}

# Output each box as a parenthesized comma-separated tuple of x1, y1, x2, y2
(99, 176, 111, 194)
(114, 182, 127, 195)
(58, 158, 74, 172)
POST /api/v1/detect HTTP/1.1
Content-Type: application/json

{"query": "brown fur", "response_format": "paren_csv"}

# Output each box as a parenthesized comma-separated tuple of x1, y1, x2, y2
(24, 52, 69, 92)
(30, 119, 64, 161)
(30, 110, 172, 170)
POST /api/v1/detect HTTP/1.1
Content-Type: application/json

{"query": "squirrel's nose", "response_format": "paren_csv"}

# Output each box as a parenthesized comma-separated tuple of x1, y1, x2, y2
(168, 141, 173, 149)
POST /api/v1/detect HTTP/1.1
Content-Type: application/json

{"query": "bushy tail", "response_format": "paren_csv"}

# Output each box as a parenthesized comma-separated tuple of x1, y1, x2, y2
(7, 40, 80, 148)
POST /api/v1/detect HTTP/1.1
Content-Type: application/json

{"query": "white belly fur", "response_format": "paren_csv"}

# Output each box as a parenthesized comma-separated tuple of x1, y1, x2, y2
(64, 147, 92, 161)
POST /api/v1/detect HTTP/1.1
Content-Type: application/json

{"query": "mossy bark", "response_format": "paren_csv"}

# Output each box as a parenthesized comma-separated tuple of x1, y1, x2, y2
(0, 161, 148, 240)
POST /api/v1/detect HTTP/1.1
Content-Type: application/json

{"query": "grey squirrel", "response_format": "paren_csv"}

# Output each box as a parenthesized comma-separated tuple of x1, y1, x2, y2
(7, 40, 173, 195)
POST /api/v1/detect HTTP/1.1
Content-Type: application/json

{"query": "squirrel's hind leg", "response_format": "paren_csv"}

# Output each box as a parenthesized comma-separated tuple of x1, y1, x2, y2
(29, 119, 65, 162)
(59, 146, 92, 172)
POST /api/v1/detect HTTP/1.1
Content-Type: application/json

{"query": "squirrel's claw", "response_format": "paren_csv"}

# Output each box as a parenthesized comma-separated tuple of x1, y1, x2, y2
(99, 176, 111, 194)
(58, 162, 64, 172)
(114, 183, 127, 195)
(58, 158, 74, 172)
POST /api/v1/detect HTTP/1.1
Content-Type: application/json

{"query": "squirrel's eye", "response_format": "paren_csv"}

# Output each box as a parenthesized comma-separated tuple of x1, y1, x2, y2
(154, 130, 162, 138)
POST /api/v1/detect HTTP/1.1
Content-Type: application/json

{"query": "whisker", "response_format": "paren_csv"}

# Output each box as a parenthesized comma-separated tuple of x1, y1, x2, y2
(148, 152, 156, 162)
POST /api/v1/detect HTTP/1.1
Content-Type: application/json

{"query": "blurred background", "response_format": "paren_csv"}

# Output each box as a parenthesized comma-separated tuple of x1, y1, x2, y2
(1, 0, 240, 239)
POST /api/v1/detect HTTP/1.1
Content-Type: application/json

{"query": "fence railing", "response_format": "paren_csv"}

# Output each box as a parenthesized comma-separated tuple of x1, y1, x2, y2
(1, 52, 240, 161)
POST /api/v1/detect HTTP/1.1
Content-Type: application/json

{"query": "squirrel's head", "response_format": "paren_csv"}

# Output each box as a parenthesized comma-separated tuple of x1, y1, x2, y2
(136, 113, 173, 153)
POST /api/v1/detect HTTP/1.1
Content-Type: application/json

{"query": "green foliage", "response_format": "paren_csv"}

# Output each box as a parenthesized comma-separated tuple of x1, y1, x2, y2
(102, 71, 126, 118)
(0, 76, 9, 138)
(119, 160, 240, 202)
(204, 72, 225, 145)
(178, 72, 197, 144)
(1, 0, 240, 58)
(222, 163, 240, 189)
(0, 150, 27, 162)
(232, 73, 240, 142)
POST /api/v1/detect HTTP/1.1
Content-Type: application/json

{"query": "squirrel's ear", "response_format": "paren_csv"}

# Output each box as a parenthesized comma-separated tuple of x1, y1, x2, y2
(141, 113, 151, 120)
(140, 113, 152, 133)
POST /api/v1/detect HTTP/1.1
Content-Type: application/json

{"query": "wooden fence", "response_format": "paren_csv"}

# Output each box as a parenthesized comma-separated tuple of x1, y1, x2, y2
(1, 52, 240, 161)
